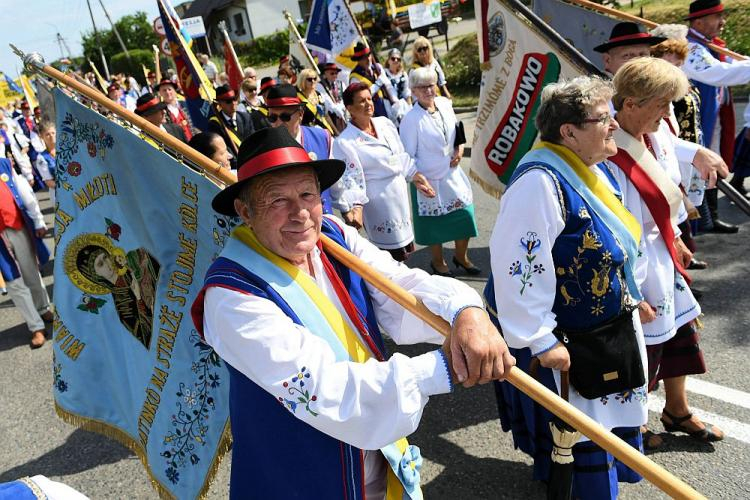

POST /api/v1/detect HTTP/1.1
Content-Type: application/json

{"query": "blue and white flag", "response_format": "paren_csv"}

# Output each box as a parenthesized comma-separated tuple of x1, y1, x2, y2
(533, 0, 620, 73)
(3, 72, 22, 94)
(305, 0, 359, 55)
(51, 88, 232, 498)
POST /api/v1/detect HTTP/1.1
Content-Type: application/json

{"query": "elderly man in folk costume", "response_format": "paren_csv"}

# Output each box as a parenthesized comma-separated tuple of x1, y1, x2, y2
(683, 0, 750, 231)
(191, 127, 515, 499)
(264, 84, 337, 215)
(1, 157, 52, 348)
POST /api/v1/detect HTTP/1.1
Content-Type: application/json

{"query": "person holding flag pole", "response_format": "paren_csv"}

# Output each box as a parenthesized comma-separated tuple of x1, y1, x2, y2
(15, 46, 707, 500)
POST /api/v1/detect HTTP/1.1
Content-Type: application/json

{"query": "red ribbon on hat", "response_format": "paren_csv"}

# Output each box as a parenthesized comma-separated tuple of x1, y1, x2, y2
(237, 147, 311, 181)
(136, 96, 161, 113)
(265, 96, 301, 107)
(606, 32, 654, 44)
(687, 4, 724, 19)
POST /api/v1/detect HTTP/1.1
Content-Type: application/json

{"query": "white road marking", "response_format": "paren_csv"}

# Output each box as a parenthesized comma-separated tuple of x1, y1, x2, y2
(648, 395, 750, 445)
(685, 377, 750, 410)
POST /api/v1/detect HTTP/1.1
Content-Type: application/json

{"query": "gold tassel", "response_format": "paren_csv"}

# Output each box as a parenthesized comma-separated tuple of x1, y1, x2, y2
(469, 169, 504, 199)
(55, 403, 233, 499)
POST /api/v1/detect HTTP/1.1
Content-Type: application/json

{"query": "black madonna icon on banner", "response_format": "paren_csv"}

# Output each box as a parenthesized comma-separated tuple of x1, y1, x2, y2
(64, 232, 161, 349)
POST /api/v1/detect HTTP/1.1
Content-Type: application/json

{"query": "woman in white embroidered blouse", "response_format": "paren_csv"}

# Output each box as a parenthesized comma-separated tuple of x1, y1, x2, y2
(331, 82, 434, 261)
(399, 67, 479, 277)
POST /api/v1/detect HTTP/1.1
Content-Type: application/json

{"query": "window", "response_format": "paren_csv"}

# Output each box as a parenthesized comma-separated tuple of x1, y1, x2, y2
(234, 13, 246, 35)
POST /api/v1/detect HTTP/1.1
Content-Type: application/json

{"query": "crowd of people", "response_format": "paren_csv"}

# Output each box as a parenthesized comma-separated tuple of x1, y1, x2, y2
(2, 0, 750, 497)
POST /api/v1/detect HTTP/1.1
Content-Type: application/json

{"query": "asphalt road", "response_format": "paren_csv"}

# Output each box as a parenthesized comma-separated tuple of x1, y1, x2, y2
(1, 107, 749, 498)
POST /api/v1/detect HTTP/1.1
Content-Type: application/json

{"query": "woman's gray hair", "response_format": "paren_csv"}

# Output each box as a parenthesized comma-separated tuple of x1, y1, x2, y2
(535, 76, 614, 143)
(650, 23, 688, 42)
(409, 66, 437, 89)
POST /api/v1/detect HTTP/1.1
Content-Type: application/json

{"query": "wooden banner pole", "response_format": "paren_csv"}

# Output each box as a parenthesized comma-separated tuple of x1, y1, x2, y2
(15, 45, 704, 500)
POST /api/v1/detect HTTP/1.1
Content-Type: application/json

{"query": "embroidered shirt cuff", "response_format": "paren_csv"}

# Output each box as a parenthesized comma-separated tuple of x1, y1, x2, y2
(530, 334, 559, 357)
(414, 350, 453, 396)
(442, 288, 484, 325)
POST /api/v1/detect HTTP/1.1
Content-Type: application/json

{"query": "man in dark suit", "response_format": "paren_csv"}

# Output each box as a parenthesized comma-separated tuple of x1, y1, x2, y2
(134, 93, 187, 143)
(207, 84, 256, 169)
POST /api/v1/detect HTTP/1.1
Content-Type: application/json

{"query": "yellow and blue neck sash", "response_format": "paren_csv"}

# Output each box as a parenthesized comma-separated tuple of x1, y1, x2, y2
(225, 224, 423, 500)
(523, 142, 643, 301)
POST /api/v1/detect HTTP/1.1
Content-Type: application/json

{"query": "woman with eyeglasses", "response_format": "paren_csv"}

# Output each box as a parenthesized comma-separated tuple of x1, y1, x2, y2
(265, 83, 336, 214)
(385, 48, 411, 103)
(484, 75, 649, 498)
(605, 57, 721, 449)
(239, 78, 263, 112)
(399, 67, 476, 276)
(331, 83, 434, 261)
(297, 68, 336, 135)
(409, 37, 451, 99)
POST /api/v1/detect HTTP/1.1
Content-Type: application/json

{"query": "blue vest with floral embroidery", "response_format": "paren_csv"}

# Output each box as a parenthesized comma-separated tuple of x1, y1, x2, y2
(687, 31, 721, 147)
(194, 218, 387, 499)
(487, 162, 629, 331)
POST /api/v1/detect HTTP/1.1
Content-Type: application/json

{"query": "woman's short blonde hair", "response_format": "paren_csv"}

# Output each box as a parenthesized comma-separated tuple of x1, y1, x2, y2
(411, 36, 434, 64)
(409, 66, 437, 89)
(650, 39, 689, 63)
(535, 75, 613, 143)
(612, 57, 689, 111)
(298, 68, 318, 88)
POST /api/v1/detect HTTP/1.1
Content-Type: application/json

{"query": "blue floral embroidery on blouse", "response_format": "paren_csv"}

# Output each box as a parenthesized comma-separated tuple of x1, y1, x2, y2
(278, 366, 319, 417)
(509, 232, 545, 295)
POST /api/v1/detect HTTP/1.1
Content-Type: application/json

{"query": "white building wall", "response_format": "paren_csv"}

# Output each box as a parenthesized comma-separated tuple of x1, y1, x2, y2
(244, 0, 302, 38)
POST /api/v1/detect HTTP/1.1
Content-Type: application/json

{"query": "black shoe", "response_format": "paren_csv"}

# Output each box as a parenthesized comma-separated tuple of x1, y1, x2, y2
(452, 256, 482, 275)
(709, 220, 739, 234)
(687, 258, 708, 270)
(430, 262, 454, 277)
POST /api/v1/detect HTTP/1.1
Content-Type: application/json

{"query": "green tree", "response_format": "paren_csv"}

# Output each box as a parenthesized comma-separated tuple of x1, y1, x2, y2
(81, 11, 159, 68)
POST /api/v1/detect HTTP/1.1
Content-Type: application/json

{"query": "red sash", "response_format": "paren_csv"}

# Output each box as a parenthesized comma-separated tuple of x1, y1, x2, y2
(610, 148, 691, 285)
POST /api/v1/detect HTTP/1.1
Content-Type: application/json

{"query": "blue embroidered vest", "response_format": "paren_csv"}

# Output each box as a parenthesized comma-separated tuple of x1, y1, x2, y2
(30, 150, 55, 193)
(192, 218, 388, 499)
(484, 162, 628, 332)
(301, 126, 334, 215)
(0, 159, 50, 281)
(687, 32, 721, 147)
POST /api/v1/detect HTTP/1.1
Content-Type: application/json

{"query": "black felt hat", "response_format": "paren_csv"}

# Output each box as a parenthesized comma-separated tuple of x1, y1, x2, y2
(264, 83, 302, 108)
(593, 22, 666, 53)
(350, 42, 371, 61)
(154, 77, 177, 91)
(134, 92, 167, 116)
(685, 0, 725, 20)
(211, 127, 345, 216)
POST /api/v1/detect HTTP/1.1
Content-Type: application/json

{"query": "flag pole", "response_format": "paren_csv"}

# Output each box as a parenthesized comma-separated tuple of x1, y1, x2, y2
(152, 45, 162, 82)
(13, 46, 706, 500)
(563, 0, 746, 61)
(283, 10, 341, 135)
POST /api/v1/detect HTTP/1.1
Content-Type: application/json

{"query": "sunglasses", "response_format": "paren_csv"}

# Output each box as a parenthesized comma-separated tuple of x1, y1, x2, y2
(389, 57, 401, 61)
(268, 109, 299, 123)
(306, 77, 318, 82)
(416, 46, 429, 53)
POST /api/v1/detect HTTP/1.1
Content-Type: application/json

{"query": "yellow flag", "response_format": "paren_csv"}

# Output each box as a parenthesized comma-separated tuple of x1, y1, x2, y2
(20, 75, 38, 109)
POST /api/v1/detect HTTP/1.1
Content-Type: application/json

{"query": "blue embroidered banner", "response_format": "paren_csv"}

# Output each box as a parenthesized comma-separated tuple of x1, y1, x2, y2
(51, 88, 233, 498)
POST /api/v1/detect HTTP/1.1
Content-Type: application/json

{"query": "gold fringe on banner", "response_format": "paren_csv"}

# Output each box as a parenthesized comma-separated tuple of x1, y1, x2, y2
(469, 169, 504, 200)
(55, 402, 232, 499)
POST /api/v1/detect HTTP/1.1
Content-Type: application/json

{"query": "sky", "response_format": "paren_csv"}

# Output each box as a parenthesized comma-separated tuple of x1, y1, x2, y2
(0, 0, 163, 77)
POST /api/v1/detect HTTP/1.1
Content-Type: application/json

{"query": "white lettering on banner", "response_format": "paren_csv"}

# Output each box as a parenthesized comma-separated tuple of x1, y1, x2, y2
(487, 56, 543, 168)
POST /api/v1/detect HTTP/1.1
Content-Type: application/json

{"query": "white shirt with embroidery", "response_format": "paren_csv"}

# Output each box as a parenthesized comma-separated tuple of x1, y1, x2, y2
(400, 96, 473, 216)
(490, 166, 648, 434)
(605, 127, 701, 346)
(332, 117, 416, 249)
(682, 29, 750, 88)
(202, 215, 483, 492)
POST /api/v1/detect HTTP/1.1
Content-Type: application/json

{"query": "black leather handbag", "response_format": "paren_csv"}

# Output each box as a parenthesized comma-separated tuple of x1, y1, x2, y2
(553, 311, 645, 400)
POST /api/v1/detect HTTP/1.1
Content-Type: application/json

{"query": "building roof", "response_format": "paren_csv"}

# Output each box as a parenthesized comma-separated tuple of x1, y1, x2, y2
(184, 0, 237, 18)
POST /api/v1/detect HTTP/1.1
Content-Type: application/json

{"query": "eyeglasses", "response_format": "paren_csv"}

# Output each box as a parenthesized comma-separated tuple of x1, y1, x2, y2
(414, 85, 436, 92)
(580, 114, 613, 127)
(306, 77, 318, 82)
(268, 109, 299, 123)
(389, 57, 401, 61)
(416, 46, 429, 53)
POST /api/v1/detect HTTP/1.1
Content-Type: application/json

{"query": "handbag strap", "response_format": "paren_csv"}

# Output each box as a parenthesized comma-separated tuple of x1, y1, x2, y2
(529, 358, 570, 402)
